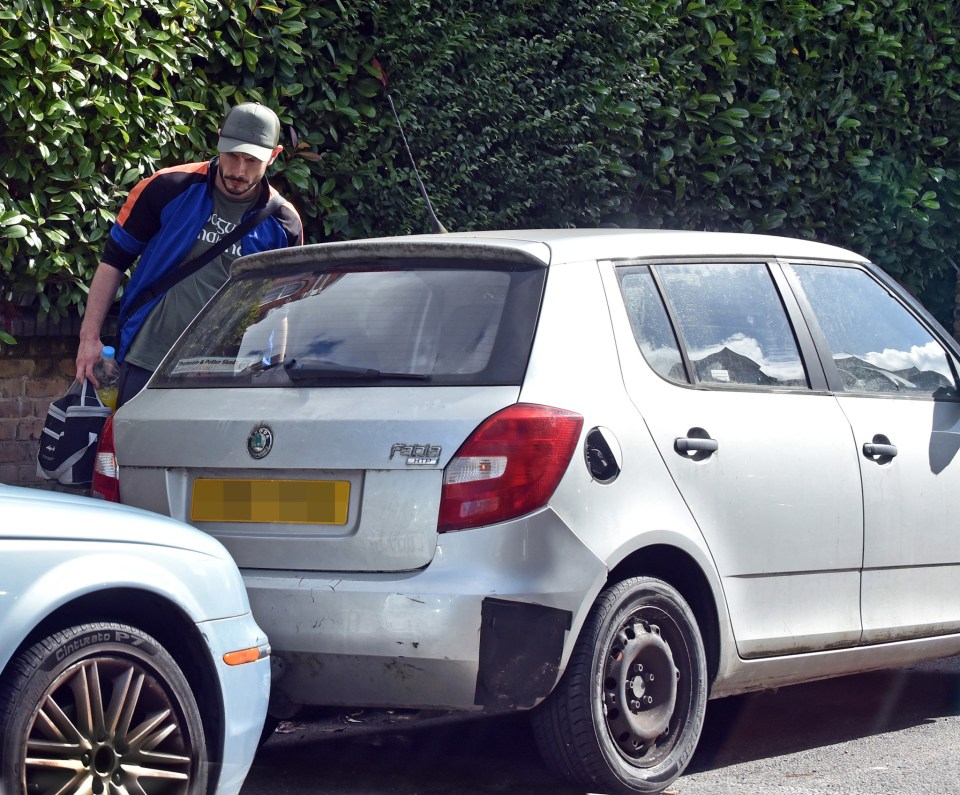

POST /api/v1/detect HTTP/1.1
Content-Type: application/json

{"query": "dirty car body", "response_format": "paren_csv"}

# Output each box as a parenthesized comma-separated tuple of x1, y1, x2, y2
(101, 229, 960, 794)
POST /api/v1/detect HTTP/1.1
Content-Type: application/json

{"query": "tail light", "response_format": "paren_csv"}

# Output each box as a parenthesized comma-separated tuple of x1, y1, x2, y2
(438, 403, 583, 533)
(92, 414, 120, 502)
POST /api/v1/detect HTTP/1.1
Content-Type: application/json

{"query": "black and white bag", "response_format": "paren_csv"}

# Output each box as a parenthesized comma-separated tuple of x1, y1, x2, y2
(36, 380, 112, 486)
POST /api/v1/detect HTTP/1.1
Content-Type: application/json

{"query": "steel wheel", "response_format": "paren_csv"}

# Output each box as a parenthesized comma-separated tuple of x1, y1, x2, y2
(532, 577, 707, 794)
(0, 622, 207, 795)
(602, 612, 680, 762)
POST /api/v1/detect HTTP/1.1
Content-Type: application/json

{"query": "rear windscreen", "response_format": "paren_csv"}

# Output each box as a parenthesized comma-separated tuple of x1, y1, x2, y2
(152, 262, 545, 388)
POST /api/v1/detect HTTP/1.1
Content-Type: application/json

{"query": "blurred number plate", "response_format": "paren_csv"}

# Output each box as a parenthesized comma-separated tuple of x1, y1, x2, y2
(191, 479, 350, 524)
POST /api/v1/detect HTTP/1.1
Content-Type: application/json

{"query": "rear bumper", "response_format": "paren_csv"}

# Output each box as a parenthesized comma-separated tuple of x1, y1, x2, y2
(242, 509, 607, 714)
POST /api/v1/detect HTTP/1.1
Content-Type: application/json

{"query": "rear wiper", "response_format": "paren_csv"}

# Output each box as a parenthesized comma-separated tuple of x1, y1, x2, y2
(283, 357, 430, 382)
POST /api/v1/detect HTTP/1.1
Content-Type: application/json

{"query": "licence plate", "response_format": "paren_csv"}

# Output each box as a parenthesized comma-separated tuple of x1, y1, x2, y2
(191, 479, 350, 524)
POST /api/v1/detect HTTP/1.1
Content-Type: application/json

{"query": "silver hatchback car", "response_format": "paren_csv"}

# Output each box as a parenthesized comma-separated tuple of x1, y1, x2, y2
(96, 229, 960, 794)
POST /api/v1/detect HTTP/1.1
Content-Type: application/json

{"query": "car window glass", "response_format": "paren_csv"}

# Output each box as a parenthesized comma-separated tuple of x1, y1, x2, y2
(154, 266, 544, 388)
(656, 262, 808, 389)
(788, 264, 956, 396)
(618, 266, 686, 381)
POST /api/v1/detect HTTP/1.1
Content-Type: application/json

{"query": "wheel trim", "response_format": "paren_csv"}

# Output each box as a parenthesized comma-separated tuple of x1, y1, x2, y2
(22, 656, 195, 794)
(602, 615, 681, 763)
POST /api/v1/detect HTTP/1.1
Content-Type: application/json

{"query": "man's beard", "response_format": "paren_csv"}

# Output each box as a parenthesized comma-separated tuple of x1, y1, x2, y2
(220, 172, 257, 196)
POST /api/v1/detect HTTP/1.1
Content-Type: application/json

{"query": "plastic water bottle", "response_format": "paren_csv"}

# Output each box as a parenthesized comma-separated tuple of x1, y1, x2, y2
(94, 346, 120, 411)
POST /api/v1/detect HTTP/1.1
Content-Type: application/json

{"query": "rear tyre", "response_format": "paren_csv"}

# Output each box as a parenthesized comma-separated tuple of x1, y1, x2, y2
(532, 577, 707, 794)
(0, 621, 208, 795)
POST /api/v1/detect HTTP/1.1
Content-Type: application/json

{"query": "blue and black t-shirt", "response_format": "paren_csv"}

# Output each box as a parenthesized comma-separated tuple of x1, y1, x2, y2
(102, 157, 303, 365)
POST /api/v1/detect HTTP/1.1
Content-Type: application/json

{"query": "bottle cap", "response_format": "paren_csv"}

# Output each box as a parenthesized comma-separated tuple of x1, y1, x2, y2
(102, 346, 116, 358)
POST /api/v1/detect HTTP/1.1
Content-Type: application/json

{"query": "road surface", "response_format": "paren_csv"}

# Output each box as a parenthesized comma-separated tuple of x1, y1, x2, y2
(243, 655, 960, 794)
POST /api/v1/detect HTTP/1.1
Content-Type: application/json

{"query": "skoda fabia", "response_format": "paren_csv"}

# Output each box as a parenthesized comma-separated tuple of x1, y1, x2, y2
(96, 229, 960, 793)
(0, 484, 270, 795)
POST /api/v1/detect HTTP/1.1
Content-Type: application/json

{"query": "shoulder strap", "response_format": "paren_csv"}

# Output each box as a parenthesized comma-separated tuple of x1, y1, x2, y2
(123, 192, 285, 321)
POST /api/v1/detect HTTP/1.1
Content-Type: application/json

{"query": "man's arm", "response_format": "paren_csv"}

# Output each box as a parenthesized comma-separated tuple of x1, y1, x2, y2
(75, 262, 124, 386)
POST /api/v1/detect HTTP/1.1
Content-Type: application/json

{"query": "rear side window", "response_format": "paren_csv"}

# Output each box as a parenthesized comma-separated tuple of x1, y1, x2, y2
(619, 262, 809, 389)
(153, 263, 545, 388)
(618, 267, 685, 381)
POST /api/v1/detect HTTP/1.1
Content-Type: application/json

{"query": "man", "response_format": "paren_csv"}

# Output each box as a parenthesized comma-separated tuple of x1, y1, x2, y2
(75, 102, 303, 408)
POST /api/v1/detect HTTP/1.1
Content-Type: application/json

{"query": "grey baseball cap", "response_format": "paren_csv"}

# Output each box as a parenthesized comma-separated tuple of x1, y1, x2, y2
(217, 103, 281, 162)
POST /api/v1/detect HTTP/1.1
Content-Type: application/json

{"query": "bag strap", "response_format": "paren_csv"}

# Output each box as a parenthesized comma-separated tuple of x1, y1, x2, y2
(123, 192, 285, 321)
(79, 378, 106, 408)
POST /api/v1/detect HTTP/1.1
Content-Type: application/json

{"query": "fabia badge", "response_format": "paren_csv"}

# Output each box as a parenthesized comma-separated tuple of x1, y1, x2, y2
(247, 425, 274, 459)
(390, 442, 441, 466)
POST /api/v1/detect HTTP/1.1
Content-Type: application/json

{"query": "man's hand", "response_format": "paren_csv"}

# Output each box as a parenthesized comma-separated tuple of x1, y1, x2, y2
(75, 262, 124, 387)
(75, 337, 104, 387)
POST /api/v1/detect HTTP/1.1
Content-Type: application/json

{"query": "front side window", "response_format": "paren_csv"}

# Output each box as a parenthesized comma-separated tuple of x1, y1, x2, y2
(788, 263, 957, 397)
(153, 263, 545, 388)
(620, 262, 808, 389)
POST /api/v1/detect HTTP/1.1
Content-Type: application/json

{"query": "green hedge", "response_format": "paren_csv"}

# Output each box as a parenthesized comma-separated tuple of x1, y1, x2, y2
(642, 0, 960, 299)
(2, 0, 959, 344)
(0, 0, 216, 341)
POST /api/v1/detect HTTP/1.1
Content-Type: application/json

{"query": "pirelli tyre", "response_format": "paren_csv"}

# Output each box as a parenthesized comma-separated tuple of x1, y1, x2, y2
(532, 577, 708, 794)
(0, 621, 208, 795)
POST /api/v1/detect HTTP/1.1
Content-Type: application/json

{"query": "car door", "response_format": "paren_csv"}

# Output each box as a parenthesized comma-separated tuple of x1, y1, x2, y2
(785, 262, 960, 643)
(611, 260, 864, 658)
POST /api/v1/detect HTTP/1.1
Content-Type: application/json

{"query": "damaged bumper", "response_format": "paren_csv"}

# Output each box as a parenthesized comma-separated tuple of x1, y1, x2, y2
(242, 509, 606, 714)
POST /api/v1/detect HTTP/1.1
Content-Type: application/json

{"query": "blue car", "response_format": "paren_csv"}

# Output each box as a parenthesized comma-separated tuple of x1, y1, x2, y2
(0, 484, 270, 794)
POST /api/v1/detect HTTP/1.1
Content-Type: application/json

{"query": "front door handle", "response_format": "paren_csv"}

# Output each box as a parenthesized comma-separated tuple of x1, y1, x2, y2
(863, 434, 897, 461)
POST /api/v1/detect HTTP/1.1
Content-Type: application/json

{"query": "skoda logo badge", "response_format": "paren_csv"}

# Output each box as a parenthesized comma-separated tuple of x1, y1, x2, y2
(247, 425, 273, 459)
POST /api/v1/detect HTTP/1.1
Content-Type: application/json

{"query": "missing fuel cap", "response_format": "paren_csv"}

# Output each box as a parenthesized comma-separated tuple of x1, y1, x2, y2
(585, 427, 621, 484)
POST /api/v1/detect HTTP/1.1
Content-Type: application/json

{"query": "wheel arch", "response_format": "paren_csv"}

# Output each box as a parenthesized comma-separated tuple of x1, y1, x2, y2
(3, 588, 225, 785)
(608, 544, 722, 689)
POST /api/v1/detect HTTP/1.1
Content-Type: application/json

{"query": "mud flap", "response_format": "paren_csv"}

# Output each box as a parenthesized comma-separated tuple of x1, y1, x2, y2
(474, 597, 572, 709)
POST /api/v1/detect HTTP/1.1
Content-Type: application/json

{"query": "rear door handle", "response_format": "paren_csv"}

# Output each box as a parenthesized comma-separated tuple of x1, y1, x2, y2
(675, 437, 719, 454)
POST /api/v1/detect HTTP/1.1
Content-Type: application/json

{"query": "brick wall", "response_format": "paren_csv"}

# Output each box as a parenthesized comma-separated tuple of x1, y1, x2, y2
(1, 310, 115, 492)
(2, 339, 77, 491)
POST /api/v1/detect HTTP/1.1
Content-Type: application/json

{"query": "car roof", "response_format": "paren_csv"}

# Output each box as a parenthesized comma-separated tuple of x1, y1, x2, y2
(233, 228, 868, 276)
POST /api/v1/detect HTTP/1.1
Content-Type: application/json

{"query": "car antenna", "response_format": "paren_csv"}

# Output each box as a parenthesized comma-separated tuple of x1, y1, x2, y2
(372, 57, 448, 234)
